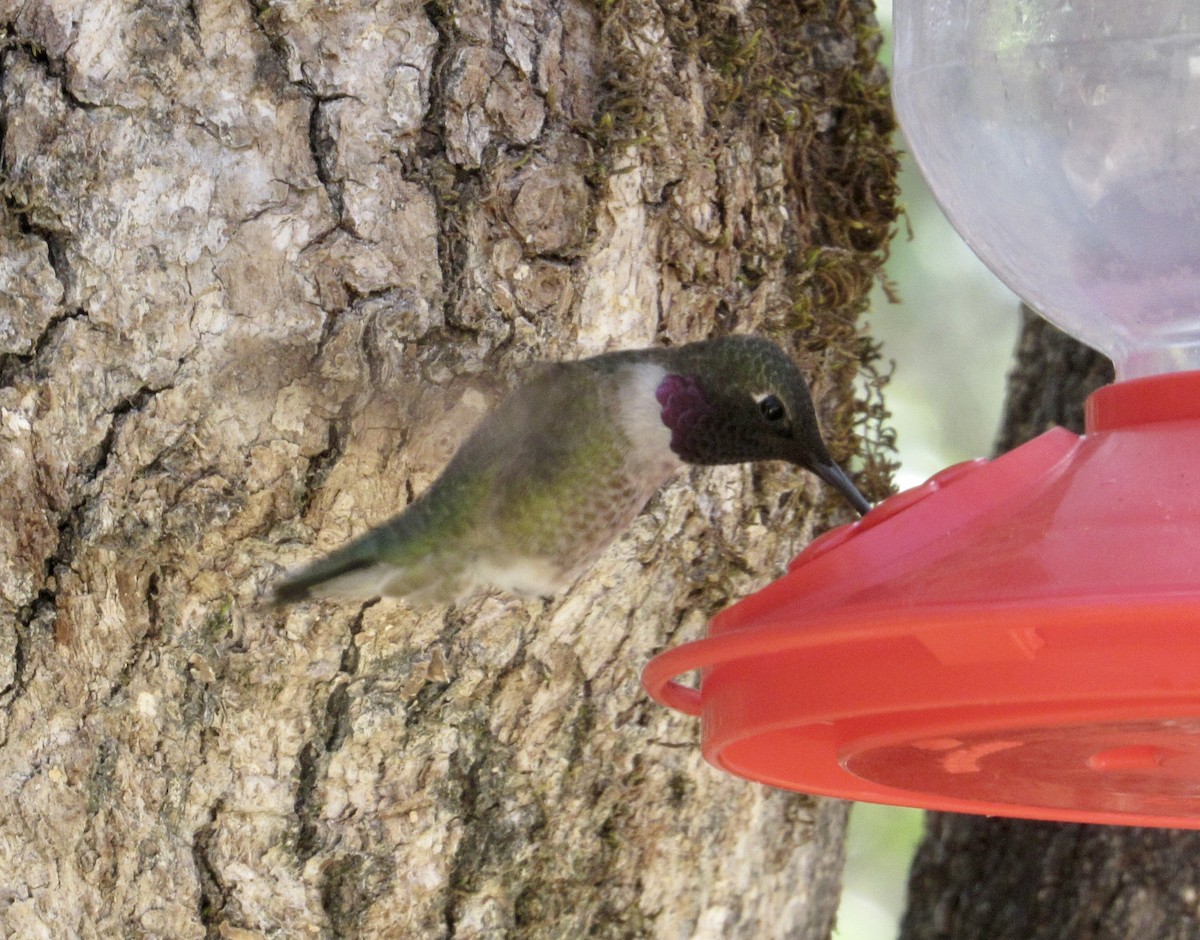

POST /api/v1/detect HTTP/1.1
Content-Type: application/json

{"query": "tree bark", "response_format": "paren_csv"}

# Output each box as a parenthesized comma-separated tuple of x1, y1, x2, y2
(899, 313, 1200, 940)
(0, 1, 895, 937)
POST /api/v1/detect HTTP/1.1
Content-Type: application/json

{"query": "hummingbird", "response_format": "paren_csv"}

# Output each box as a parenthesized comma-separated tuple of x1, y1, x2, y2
(272, 335, 870, 605)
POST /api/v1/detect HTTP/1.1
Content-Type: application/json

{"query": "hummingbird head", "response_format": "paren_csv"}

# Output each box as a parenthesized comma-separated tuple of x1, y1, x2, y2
(656, 336, 871, 515)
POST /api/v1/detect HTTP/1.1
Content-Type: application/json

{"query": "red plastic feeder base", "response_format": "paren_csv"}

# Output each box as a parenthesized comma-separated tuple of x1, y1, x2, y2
(643, 371, 1200, 828)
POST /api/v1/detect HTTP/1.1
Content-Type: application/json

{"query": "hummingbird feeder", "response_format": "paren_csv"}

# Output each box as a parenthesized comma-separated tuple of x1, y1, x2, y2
(644, 0, 1200, 827)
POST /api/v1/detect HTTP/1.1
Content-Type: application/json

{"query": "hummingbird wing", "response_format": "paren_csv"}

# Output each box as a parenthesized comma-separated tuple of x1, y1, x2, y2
(269, 364, 604, 605)
(480, 363, 629, 579)
(475, 358, 681, 588)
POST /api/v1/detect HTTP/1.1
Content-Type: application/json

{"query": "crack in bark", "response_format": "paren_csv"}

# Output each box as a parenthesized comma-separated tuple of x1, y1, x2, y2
(5, 382, 169, 699)
(307, 96, 345, 222)
(429, 170, 483, 343)
(319, 854, 368, 931)
(564, 676, 594, 767)
(442, 726, 487, 938)
(313, 284, 406, 367)
(106, 569, 164, 701)
(0, 47, 74, 336)
(243, 0, 294, 81)
(22, 216, 70, 297)
(0, 42, 8, 160)
(4, 377, 144, 656)
(184, 0, 202, 40)
(296, 420, 343, 518)
(243, 0, 356, 238)
(0, 587, 52, 716)
(293, 738, 324, 863)
(32, 380, 167, 670)
(192, 800, 229, 939)
(317, 848, 396, 935)
(294, 600, 374, 863)
(0, 307, 86, 388)
(0, 37, 103, 114)
(418, 4, 489, 348)
(90, 385, 167, 485)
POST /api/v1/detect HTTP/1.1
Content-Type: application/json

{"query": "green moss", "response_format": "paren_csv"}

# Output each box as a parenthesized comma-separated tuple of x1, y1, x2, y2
(202, 596, 234, 641)
(589, 1, 899, 471)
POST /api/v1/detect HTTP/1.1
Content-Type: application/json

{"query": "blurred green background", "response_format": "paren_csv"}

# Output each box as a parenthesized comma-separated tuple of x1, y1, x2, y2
(832, 2, 1021, 937)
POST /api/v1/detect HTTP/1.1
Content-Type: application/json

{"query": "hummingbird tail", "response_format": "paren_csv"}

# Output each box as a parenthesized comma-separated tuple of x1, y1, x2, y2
(272, 559, 372, 605)
(271, 529, 400, 606)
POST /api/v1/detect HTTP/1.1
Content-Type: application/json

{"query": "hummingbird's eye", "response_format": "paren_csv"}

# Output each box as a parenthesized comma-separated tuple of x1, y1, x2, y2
(758, 394, 786, 422)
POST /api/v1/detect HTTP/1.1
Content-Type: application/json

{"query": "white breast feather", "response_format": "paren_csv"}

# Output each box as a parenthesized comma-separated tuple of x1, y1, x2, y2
(616, 362, 683, 478)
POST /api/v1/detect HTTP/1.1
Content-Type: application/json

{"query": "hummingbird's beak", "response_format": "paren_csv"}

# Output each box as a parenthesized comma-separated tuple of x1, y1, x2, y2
(812, 460, 872, 516)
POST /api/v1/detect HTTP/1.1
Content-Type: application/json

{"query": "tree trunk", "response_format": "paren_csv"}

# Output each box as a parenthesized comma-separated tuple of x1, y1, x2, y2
(0, 1, 895, 936)
(899, 313, 1200, 940)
